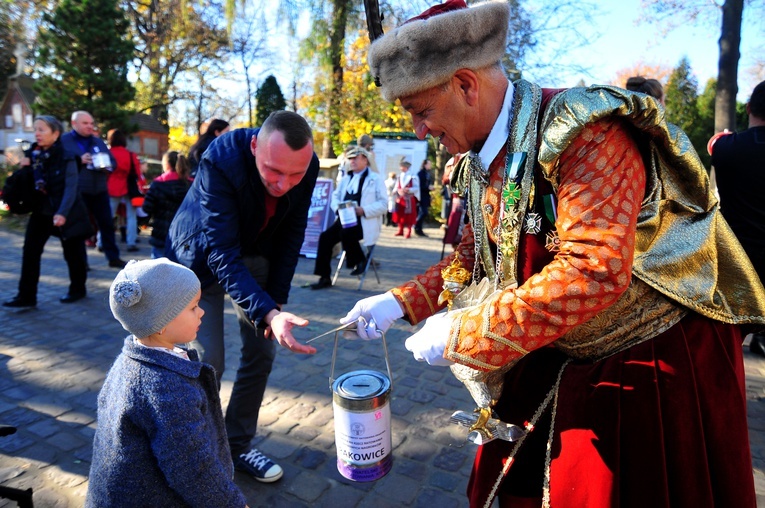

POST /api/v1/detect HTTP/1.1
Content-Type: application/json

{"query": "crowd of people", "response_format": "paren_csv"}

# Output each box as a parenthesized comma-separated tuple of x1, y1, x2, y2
(2, 0, 764, 505)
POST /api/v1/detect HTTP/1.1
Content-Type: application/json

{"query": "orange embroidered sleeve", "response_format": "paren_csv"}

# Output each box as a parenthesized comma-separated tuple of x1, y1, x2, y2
(391, 224, 476, 325)
(445, 119, 647, 371)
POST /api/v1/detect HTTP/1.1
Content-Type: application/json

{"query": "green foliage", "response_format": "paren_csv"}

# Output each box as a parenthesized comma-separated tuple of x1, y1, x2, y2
(665, 57, 710, 169)
(255, 75, 287, 127)
(694, 78, 717, 168)
(33, 0, 135, 131)
(0, 4, 24, 89)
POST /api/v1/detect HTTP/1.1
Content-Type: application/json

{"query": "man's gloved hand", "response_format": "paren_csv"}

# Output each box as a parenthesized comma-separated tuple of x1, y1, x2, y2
(404, 312, 454, 366)
(340, 292, 404, 339)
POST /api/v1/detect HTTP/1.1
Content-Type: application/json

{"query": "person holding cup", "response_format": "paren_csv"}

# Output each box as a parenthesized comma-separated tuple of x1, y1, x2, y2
(61, 110, 127, 268)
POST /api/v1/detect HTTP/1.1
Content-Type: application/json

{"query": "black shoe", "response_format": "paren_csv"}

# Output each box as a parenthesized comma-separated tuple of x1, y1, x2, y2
(109, 259, 127, 268)
(310, 277, 332, 290)
(350, 265, 366, 276)
(750, 334, 765, 357)
(3, 296, 36, 308)
(414, 230, 428, 237)
(127, 245, 139, 252)
(60, 292, 86, 304)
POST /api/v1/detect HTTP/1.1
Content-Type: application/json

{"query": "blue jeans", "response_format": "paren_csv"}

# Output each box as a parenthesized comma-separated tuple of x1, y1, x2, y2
(108, 196, 137, 246)
(190, 256, 276, 457)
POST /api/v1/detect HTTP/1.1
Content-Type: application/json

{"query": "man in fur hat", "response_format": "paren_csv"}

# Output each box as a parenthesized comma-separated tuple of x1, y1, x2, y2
(342, 1, 765, 506)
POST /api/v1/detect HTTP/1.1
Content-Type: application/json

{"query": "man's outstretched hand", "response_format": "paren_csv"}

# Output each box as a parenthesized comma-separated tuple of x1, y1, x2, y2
(265, 309, 316, 354)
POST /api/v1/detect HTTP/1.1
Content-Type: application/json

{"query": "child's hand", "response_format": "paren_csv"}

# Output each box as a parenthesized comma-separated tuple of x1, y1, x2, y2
(265, 310, 316, 355)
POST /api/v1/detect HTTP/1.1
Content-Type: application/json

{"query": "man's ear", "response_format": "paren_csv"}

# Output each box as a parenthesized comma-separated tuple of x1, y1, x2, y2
(250, 135, 257, 156)
(452, 69, 479, 106)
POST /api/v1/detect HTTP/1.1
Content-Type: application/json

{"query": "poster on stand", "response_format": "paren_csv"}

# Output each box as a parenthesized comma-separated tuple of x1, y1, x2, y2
(300, 178, 334, 258)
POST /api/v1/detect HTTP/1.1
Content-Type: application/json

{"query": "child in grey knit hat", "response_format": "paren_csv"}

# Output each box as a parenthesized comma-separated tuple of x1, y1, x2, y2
(86, 259, 249, 507)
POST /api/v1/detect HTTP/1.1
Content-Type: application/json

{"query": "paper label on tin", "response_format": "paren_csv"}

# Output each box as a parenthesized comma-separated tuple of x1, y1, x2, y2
(333, 401, 391, 465)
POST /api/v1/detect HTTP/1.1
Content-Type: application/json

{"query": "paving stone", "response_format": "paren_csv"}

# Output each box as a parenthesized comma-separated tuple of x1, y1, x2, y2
(46, 432, 87, 452)
(291, 425, 321, 443)
(398, 439, 438, 462)
(315, 482, 366, 507)
(27, 419, 63, 438)
(0, 433, 35, 453)
(414, 487, 461, 508)
(428, 470, 460, 492)
(295, 447, 328, 470)
(391, 398, 414, 416)
(432, 448, 468, 472)
(287, 471, 331, 502)
(408, 390, 437, 404)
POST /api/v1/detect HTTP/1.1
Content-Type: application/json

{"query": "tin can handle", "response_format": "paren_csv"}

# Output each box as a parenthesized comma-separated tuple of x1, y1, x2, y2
(329, 325, 393, 391)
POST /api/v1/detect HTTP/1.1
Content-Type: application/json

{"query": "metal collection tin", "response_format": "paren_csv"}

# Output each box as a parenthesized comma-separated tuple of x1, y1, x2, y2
(332, 369, 392, 482)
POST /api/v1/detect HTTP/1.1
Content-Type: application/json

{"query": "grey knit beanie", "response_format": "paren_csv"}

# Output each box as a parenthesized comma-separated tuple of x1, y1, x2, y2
(109, 259, 201, 338)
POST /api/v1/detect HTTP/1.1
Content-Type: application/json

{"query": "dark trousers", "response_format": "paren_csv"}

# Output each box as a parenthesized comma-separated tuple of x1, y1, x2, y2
(313, 219, 364, 277)
(80, 191, 120, 261)
(415, 201, 430, 232)
(191, 256, 276, 457)
(18, 213, 87, 301)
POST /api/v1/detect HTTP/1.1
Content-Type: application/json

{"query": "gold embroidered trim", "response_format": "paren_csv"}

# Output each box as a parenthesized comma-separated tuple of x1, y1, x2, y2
(555, 278, 686, 361)
(413, 279, 437, 316)
(391, 287, 417, 324)
(481, 300, 529, 356)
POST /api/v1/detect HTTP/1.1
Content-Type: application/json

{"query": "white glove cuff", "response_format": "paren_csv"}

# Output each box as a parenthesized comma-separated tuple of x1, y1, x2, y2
(379, 291, 405, 320)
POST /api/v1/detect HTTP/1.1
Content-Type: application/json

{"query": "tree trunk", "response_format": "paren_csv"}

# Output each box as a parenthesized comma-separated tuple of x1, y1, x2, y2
(714, 0, 743, 133)
(323, 0, 349, 159)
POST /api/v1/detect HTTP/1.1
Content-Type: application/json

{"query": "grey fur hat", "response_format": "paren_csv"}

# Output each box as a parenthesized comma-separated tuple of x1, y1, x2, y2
(368, 0, 510, 102)
(109, 259, 200, 338)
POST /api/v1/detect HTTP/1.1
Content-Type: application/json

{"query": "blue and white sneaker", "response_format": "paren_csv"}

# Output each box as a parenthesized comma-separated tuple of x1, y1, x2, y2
(235, 448, 283, 483)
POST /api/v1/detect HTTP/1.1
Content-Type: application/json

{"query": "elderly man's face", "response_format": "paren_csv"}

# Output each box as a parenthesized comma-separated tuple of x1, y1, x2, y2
(400, 83, 472, 155)
(348, 154, 368, 173)
(72, 113, 95, 137)
(250, 130, 313, 197)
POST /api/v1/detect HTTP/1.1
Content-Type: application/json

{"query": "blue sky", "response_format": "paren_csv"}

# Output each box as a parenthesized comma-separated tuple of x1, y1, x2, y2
(520, 1, 763, 100)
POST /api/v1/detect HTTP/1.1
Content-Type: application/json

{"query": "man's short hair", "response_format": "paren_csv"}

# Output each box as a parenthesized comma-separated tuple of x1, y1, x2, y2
(260, 111, 313, 151)
(750, 80, 765, 120)
(71, 110, 91, 122)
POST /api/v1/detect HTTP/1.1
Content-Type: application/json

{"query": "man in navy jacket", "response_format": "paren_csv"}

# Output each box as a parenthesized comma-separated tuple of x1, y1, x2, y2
(61, 110, 126, 269)
(168, 111, 319, 483)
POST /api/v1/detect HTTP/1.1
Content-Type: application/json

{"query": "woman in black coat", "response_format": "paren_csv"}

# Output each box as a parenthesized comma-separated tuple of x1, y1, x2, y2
(3, 115, 91, 308)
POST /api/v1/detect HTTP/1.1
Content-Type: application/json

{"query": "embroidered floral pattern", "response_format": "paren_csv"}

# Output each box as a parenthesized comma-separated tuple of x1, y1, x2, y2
(392, 119, 647, 370)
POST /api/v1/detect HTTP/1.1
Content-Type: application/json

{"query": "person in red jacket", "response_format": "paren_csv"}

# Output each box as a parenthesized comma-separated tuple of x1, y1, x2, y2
(106, 129, 144, 252)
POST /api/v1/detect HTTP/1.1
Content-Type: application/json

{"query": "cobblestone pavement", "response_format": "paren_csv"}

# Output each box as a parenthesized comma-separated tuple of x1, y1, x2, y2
(0, 221, 763, 507)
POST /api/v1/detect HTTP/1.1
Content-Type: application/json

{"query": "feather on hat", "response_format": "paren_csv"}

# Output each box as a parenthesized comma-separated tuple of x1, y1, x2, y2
(368, 0, 510, 102)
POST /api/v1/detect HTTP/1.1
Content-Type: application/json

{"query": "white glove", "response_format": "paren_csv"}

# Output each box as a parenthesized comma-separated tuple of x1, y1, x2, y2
(404, 312, 454, 366)
(340, 292, 404, 340)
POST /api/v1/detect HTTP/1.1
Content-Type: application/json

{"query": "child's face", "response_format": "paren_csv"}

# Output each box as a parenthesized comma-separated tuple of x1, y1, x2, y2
(162, 291, 204, 344)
